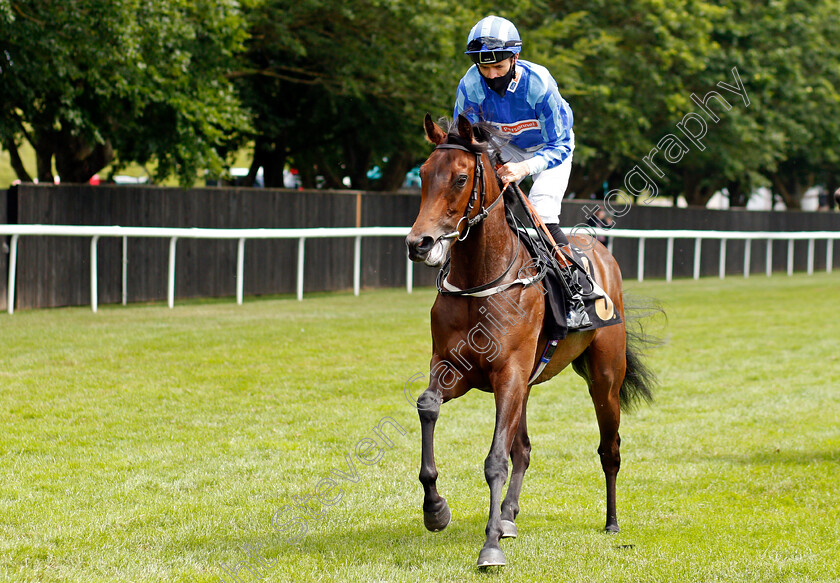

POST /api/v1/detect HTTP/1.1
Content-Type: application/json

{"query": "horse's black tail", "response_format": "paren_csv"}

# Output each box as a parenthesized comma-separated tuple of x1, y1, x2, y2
(619, 298, 664, 411)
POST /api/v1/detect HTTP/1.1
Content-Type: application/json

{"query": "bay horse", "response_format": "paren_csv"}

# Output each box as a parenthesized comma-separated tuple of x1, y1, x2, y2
(405, 114, 656, 568)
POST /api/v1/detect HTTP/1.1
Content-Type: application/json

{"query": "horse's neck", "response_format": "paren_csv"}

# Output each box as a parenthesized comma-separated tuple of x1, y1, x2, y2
(447, 194, 515, 290)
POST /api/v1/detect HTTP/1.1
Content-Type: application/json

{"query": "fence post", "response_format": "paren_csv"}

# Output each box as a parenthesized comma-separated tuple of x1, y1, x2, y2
(236, 238, 246, 305)
(787, 239, 794, 276)
(7, 234, 19, 315)
(828, 239, 834, 274)
(807, 238, 815, 275)
(743, 239, 751, 278)
(693, 237, 701, 280)
(766, 239, 773, 277)
(168, 237, 178, 309)
(637, 238, 645, 282)
(353, 235, 362, 297)
(90, 235, 100, 313)
(665, 237, 674, 282)
(297, 237, 305, 301)
(719, 238, 727, 279)
(121, 235, 128, 306)
(406, 256, 413, 294)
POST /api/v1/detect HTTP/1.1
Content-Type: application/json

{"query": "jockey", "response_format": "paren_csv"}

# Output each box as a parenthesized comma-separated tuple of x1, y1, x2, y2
(453, 15, 575, 248)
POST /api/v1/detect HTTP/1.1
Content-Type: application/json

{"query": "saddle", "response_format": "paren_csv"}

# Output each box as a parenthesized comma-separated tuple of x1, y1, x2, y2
(496, 174, 620, 341)
(517, 231, 621, 340)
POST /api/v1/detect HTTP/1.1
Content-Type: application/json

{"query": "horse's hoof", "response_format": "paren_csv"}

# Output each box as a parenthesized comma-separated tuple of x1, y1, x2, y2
(423, 500, 451, 532)
(605, 523, 620, 534)
(477, 546, 506, 568)
(500, 519, 518, 539)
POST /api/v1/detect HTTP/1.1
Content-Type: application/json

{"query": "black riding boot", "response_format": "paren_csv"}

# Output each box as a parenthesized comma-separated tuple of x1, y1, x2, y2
(546, 223, 569, 249)
(546, 223, 589, 330)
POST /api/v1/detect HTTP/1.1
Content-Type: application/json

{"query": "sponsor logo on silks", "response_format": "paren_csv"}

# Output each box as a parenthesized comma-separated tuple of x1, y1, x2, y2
(496, 120, 540, 136)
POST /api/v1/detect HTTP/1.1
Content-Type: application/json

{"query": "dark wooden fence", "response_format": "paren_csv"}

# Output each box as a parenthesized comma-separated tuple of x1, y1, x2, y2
(2, 184, 838, 311)
(2, 184, 439, 311)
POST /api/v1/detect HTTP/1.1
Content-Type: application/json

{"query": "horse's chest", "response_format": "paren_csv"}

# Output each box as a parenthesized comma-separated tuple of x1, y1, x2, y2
(431, 298, 532, 368)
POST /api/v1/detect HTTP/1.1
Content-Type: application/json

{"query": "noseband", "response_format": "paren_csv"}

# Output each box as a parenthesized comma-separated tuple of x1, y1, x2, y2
(435, 143, 503, 241)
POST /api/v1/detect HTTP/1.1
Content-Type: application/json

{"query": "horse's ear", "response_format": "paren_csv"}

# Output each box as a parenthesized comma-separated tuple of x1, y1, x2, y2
(457, 114, 474, 142)
(424, 113, 446, 145)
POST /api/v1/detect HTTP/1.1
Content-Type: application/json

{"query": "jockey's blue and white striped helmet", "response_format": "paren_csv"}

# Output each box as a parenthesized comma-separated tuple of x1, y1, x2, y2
(465, 16, 522, 65)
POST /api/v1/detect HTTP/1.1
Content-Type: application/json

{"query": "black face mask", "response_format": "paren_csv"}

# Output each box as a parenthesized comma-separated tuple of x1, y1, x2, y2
(482, 63, 516, 97)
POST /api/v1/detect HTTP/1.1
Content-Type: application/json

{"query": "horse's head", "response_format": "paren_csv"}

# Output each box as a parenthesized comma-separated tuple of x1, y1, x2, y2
(406, 114, 492, 266)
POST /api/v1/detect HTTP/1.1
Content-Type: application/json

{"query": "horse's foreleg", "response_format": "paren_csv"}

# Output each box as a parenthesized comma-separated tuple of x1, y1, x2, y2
(417, 385, 451, 532)
(478, 379, 526, 568)
(499, 399, 530, 539)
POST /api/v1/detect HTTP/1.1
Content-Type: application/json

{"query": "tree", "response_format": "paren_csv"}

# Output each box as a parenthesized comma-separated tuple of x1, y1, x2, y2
(757, 0, 840, 208)
(4, 0, 836, 203)
(233, 0, 465, 189)
(635, 0, 840, 208)
(526, 0, 724, 203)
(0, 0, 249, 186)
(673, 0, 840, 208)
(525, 0, 840, 208)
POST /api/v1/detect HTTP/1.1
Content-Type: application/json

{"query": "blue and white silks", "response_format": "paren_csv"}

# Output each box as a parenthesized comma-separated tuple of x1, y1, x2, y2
(453, 60, 574, 176)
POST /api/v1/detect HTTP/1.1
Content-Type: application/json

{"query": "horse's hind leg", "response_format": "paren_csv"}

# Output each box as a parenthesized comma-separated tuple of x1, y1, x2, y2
(500, 399, 530, 539)
(573, 330, 626, 533)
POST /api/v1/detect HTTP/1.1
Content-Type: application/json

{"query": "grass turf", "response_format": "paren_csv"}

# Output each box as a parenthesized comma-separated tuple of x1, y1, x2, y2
(1, 273, 838, 582)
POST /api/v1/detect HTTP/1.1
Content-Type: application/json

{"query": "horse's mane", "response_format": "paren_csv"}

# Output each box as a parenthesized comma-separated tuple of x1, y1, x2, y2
(439, 117, 509, 165)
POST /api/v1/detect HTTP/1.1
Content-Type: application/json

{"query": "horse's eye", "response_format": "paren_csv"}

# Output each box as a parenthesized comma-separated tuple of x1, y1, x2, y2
(456, 174, 468, 188)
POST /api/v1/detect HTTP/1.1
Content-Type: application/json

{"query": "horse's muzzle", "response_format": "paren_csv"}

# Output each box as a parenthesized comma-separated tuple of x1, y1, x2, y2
(406, 234, 435, 262)
(406, 234, 450, 266)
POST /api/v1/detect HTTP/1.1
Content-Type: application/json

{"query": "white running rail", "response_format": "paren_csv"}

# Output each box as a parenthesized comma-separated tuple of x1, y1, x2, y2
(1, 225, 837, 314)
(1, 225, 409, 314)
(587, 227, 838, 283)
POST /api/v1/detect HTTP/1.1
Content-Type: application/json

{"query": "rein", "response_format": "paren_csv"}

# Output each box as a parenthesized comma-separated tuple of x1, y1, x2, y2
(433, 142, 546, 297)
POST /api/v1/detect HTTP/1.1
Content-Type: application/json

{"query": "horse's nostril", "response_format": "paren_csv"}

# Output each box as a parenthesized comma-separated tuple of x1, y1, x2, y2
(417, 236, 435, 254)
(406, 234, 436, 261)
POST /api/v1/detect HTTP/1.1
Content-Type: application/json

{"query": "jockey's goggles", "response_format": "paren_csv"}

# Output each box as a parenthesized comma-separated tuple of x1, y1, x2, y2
(466, 36, 523, 53)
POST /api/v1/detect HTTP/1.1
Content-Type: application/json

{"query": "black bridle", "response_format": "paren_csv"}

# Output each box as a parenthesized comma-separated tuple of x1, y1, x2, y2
(432, 142, 545, 297)
(434, 143, 503, 242)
